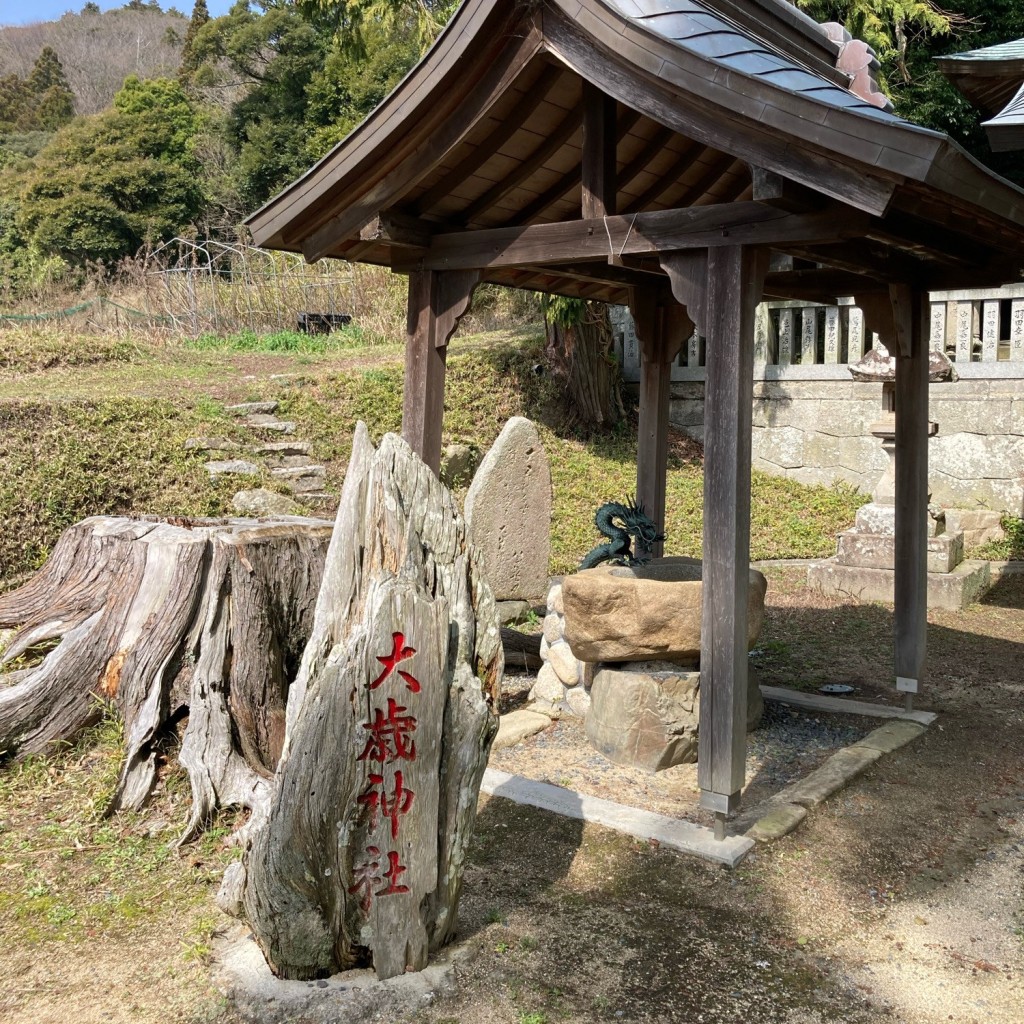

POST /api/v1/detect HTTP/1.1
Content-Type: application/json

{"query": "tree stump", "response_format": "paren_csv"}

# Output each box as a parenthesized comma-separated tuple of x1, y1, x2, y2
(0, 514, 333, 838)
(238, 425, 502, 981)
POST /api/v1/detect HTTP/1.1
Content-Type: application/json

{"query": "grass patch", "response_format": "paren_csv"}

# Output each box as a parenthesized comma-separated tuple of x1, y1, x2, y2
(0, 713, 237, 950)
(0, 330, 867, 580)
(0, 327, 141, 374)
(0, 397, 246, 576)
(185, 326, 375, 354)
(973, 515, 1024, 561)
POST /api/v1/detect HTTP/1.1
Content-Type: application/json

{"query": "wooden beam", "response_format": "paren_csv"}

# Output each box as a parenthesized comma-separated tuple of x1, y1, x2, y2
(411, 63, 563, 215)
(358, 211, 435, 248)
(401, 202, 868, 272)
(759, 268, 879, 303)
(698, 245, 767, 820)
(581, 83, 616, 219)
(892, 284, 929, 702)
(401, 269, 479, 473)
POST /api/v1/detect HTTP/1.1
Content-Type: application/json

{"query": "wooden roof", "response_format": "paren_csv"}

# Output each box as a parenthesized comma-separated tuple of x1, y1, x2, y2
(247, 0, 1024, 304)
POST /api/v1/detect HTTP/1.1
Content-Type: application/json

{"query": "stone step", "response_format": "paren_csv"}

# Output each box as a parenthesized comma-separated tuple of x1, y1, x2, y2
(205, 459, 261, 479)
(271, 465, 325, 481)
(266, 454, 314, 470)
(231, 488, 303, 517)
(807, 558, 992, 611)
(227, 401, 278, 415)
(246, 415, 296, 434)
(253, 441, 311, 457)
(296, 492, 338, 512)
(835, 529, 964, 575)
(184, 437, 239, 454)
(272, 467, 327, 494)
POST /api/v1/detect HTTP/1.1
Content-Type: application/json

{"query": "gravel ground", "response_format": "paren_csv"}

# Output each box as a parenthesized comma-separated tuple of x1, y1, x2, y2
(491, 674, 873, 827)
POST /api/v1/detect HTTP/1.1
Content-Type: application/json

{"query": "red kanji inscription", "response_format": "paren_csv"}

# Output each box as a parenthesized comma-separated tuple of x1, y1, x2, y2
(348, 845, 381, 913)
(370, 631, 421, 693)
(357, 697, 418, 763)
(376, 851, 410, 897)
(358, 770, 416, 839)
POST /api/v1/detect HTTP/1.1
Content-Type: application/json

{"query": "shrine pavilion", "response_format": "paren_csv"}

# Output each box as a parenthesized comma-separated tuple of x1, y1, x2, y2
(246, 0, 1024, 835)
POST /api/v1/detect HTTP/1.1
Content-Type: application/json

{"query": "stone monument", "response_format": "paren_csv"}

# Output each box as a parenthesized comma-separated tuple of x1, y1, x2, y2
(465, 417, 552, 623)
(807, 344, 992, 610)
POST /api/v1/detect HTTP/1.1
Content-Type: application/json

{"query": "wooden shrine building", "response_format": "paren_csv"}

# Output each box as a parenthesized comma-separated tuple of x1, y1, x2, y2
(247, 0, 1024, 834)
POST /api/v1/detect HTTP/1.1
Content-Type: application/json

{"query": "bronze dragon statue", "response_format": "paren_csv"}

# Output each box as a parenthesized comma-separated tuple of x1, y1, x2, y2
(579, 496, 665, 570)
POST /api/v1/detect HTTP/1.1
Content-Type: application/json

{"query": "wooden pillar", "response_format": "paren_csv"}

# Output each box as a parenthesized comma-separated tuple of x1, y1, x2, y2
(630, 289, 689, 558)
(401, 269, 479, 473)
(891, 284, 929, 702)
(697, 245, 766, 823)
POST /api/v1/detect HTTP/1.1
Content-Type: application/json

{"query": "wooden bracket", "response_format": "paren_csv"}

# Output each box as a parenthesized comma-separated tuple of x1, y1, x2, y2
(431, 269, 480, 349)
(854, 290, 895, 351)
(659, 251, 708, 337)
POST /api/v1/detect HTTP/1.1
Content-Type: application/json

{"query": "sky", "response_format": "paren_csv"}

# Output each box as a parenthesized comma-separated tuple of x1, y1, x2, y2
(0, 0, 236, 28)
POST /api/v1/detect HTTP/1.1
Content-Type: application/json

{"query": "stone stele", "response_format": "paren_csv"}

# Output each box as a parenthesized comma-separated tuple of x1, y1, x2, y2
(464, 416, 552, 603)
(562, 557, 767, 664)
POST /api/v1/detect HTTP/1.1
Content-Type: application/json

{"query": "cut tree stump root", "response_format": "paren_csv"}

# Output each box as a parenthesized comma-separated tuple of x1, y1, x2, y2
(0, 514, 333, 839)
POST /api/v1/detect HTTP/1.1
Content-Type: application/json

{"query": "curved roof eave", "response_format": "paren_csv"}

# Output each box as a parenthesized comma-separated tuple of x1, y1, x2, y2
(246, 0, 1024, 252)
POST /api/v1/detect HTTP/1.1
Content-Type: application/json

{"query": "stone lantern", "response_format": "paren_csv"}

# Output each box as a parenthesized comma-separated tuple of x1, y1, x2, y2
(808, 343, 992, 610)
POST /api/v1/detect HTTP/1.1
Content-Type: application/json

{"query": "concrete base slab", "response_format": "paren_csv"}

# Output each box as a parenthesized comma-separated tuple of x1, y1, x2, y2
(761, 686, 937, 725)
(747, 803, 807, 842)
(492, 710, 551, 751)
(480, 768, 753, 868)
(807, 558, 991, 611)
(213, 925, 473, 1024)
(857, 719, 927, 753)
(783, 745, 882, 809)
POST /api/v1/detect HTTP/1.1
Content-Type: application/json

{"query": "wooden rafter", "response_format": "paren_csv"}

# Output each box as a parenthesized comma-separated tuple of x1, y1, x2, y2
(457, 105, 584, 225)
(622, 141, 705, 213)
(410, 62, 564, 215)
(511, 109, 642, 225)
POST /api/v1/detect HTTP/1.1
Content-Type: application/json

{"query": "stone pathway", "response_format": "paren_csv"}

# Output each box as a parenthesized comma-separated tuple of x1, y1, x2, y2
(190, 401, 337, 517)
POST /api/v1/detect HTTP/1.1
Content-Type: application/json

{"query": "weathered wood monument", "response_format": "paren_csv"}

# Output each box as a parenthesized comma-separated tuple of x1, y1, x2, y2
(246, 0, 1024, 834)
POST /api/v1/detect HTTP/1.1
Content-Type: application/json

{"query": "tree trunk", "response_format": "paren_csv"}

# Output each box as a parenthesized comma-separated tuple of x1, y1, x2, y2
(0, 514, 333, 839)
(545, 302, 624, 427)
(237, 424, 502, 981)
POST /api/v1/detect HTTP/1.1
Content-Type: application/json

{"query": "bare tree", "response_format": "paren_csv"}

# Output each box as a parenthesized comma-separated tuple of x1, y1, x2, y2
(0, 8, 185, 116)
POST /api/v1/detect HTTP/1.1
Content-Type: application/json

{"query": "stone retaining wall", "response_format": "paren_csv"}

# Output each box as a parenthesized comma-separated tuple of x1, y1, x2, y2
(660, 378, 1024, 515)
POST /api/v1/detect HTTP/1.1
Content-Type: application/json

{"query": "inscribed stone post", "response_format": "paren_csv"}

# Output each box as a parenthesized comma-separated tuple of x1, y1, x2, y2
(465, 416, 552, 603)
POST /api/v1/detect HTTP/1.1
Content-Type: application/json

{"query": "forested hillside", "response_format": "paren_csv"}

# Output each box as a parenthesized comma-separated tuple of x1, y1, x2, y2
(0, 0, 1022, 306)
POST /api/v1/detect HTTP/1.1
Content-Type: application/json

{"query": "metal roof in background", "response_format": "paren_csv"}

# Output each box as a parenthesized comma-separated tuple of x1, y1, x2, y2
(606, 0, 908, 125)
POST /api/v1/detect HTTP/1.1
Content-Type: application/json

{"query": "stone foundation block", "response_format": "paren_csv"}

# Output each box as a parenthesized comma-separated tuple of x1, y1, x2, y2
(807, 558, 991, 611)
(586, 663, 701, 772)
(835, 529, 964, 574)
